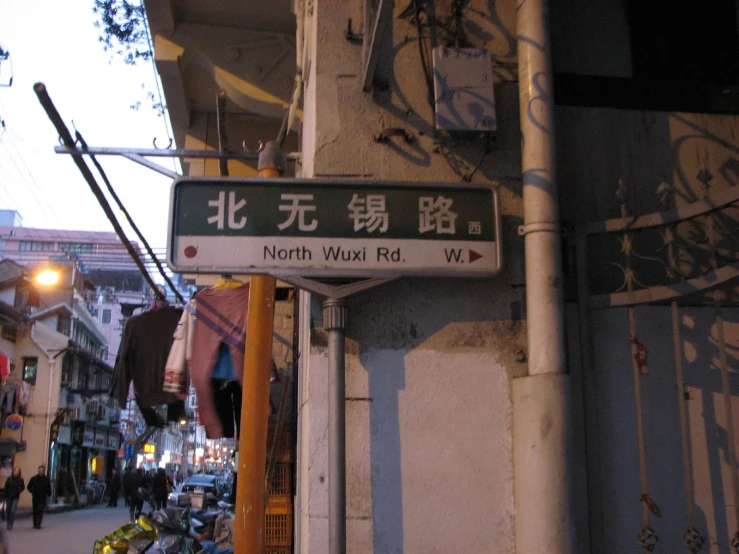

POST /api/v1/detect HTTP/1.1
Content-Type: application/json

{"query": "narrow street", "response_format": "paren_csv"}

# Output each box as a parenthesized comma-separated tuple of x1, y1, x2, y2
(6, 504, 131, 554)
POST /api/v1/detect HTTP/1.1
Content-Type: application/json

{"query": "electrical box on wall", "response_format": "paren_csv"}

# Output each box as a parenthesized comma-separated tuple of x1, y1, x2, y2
(432, 47, 497, 132)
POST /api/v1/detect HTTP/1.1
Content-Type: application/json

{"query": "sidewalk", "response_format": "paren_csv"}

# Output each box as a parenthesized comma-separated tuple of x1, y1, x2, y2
(13, 502, 85, 520)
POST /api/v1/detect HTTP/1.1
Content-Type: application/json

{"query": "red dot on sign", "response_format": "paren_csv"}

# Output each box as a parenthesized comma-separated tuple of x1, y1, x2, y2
(184, 246, 198, 258)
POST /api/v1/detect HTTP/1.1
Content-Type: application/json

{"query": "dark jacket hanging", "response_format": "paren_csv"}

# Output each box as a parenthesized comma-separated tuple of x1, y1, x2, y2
(113, 307, 183, 409)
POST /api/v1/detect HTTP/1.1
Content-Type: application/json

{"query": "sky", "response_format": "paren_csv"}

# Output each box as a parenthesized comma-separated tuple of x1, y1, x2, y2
(0, 0, 178, 258)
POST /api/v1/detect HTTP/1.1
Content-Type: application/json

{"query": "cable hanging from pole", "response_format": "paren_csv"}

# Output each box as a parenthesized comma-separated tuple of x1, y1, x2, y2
(75, 130, 185, 304)
(32, 82, 182, 305)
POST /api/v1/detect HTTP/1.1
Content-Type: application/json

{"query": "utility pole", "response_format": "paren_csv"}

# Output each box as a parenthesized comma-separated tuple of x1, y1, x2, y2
(233, 142, 281, 553)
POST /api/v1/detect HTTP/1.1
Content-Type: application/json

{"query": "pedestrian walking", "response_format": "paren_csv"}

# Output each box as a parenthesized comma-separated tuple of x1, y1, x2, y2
(3, 467, 24, 530)
(107, 468, 121, 507)
(126, 467, 144, 523)
(122, 466, 131, 507)
(26, 465, 51, 529)
(153, 468, 172, 510)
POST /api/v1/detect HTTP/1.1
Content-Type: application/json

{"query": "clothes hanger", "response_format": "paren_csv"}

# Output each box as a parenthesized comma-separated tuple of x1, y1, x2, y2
(211, 274, 246, 290)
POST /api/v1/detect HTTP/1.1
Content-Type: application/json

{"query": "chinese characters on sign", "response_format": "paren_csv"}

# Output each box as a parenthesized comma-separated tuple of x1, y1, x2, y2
(169, 178, 501, 277)
(205, 191, 465, 236)
(207, 191, 247, 230)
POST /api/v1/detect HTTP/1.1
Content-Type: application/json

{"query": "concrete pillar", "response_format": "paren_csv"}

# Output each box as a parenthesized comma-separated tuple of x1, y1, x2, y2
(513, 373, 576, 553)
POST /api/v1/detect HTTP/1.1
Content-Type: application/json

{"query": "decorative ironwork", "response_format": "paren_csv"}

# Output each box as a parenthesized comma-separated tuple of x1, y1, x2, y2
(682, 527, 705, 553)
(572, 179, 739, 307)
(636, 526, 659, 551)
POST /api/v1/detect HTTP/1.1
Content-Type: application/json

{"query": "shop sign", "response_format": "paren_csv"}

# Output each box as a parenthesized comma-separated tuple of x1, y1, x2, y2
(94, 429, 107, 449)
(123, 443, 134, 460)
(107, 432, 119, 451)
(57, 425, 72, 445)
(5, 414, 22, 432)
(82, 427, 95, 447)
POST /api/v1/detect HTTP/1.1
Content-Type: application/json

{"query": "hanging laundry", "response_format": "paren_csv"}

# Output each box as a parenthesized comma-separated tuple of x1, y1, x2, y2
(0, 383, 16, 413)
(17, 382, 30, 415)
(0, 353, 8, 385)
(113, 305, 185, 421)
(163, 300, 195, 397)
(164, 282, 277, 439)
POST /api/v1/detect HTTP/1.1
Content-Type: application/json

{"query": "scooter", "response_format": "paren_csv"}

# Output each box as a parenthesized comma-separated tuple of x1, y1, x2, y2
(190, 500, 233, 543)
(93, 488, 208, 553)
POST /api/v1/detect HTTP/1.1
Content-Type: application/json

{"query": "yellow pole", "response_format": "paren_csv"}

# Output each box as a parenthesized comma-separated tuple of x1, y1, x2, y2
(234, 142, 283, 553)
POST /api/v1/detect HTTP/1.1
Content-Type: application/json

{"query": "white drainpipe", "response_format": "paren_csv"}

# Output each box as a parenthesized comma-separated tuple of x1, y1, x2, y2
(513, 0, 576, 552)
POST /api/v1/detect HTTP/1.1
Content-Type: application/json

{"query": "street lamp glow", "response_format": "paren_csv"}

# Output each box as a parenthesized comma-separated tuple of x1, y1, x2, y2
(36, 269, 60, 286)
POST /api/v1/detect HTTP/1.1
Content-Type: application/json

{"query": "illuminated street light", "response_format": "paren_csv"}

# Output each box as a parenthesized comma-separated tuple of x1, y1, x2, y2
(35, 268, 60, 286)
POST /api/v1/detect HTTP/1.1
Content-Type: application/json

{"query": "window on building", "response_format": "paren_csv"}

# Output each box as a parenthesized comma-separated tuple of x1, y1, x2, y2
(0, 325, 16, 343)
(58, 242, 94, 253)
(101, 309, 111, 324)
(57, 314, 71, 336)
(22, 357, 38, 386)
(60, 354, 72, 387)
(18, 241, 54, 252)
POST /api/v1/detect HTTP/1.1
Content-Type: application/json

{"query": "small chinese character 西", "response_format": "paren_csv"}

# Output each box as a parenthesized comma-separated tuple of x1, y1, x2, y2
(348, 194, 389, 233)
(278, 193, 318, 231)
(468, 221, 482, 235)
(418, 195, 457, 234)
(207, 191, 247, 230)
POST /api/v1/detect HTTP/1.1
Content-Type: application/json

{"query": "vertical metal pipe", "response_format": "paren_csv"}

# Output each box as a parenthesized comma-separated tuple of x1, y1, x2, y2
(512, 0, 575, 554)
(517, 0, 565, 377)
(514, 1, 574, 552)
(216, 89, 229, 177)
(234, 142, 282, 554)
(324, 299, 348, 554)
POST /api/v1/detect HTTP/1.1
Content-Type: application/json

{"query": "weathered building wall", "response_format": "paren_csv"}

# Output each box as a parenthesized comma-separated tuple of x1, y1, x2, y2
(298, 0, 525, 551)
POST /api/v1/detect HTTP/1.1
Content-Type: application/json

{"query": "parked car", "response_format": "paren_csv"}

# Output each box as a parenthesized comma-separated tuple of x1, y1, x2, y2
(168, 474, 221, 507)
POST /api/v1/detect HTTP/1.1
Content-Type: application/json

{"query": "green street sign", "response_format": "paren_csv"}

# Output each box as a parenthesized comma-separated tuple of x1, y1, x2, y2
(167, 178, 502, 277)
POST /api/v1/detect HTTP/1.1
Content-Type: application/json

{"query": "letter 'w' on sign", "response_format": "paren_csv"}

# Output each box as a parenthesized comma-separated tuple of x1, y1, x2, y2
(168, 178, 503, 278)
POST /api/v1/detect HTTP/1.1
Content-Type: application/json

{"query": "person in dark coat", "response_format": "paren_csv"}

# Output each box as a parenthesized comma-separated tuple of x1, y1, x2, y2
(152, 468, 172, 510)
(27, 465, 51, 529)
(107, 468, 121, 507)
(126, 467, 144, 523)
(122, 466, 132, 507)
(3, 467, 25, 530)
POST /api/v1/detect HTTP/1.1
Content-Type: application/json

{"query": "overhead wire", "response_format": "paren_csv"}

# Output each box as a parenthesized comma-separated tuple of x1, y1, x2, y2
(1, 130, 63, 225)
(0, 141, 61, 225)
(34, 82, 179, 305)
(75, 130, 185, 304)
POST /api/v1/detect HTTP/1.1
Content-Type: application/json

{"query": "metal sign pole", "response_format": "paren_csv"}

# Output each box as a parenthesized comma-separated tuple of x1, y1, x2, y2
(324, 299, 348, 554)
